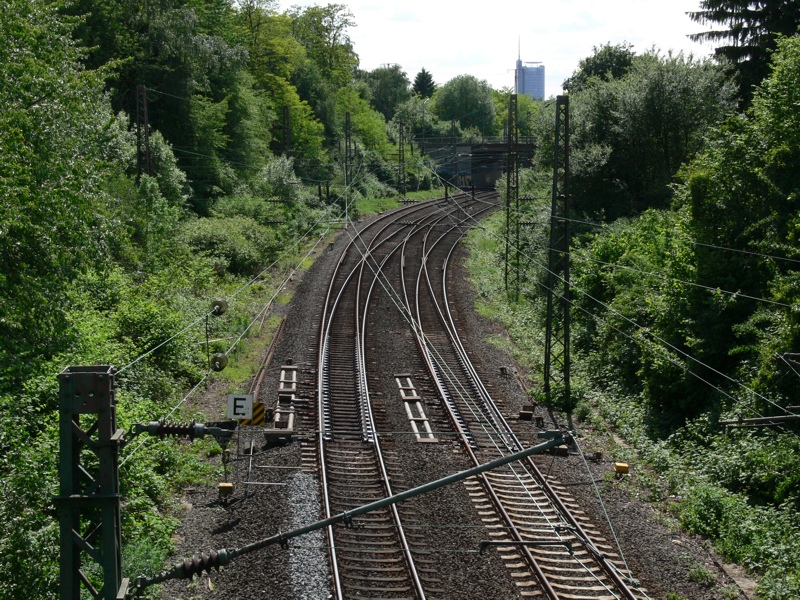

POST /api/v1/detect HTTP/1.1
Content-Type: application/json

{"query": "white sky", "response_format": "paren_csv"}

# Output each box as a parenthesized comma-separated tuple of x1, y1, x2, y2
(280, 0, 715, 96)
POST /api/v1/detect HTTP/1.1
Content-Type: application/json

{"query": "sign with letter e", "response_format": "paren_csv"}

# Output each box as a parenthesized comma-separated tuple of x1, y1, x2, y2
(227, 394, 253, 420)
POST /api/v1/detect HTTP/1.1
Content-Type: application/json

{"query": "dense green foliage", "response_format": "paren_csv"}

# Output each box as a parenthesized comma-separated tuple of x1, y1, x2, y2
(470, 33, 800, 599)
(357, 64, 411, 121)
(0, 0, 417, 597)
(412, 67, 436, 99)
(689, 0, 800, 106)
(562, 41, 635, 93)
(564, 49, 736, 219)
(431, 74, 497, 137)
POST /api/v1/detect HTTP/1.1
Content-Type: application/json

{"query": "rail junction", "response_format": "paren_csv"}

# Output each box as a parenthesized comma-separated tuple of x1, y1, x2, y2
(308, 192, 648, 599)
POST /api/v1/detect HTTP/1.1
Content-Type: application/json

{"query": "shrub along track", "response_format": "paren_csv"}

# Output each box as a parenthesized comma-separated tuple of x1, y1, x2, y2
(160, 195, 747, 600)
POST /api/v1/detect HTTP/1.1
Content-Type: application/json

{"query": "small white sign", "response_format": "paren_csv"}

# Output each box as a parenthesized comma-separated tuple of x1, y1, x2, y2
(227, 394, 253, 420)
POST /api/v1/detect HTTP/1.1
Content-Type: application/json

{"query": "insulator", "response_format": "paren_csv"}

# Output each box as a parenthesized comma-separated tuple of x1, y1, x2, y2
(177, 549, 230, 579)
(211, 353, 228, 372)
(211, 298, 228, 316)
(146, 419, 205, 440)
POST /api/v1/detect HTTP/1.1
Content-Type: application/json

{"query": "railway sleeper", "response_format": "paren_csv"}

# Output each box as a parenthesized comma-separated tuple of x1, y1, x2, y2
(335, 539, 404, 547)
(342, 585, 414, 595)
(546, 574, 615, 585)
(554, 595, 621, 600)
(540, 567, 608, 580)
(343, 565, 414, 573)
(550, 582, 621, 596)
(330, 494, 388, 503)
(343, 576, 413, 585)
(338, 552, 405, 561)
(336, 529, 399, 538)
(512, 579, 542, 588)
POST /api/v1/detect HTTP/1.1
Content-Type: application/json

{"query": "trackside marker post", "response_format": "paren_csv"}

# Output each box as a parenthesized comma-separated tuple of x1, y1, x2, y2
(227, 394, 253, 420)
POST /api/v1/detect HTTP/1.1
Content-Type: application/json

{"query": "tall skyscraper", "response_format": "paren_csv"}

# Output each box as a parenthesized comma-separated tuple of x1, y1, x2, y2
(515, 44, 545, 101)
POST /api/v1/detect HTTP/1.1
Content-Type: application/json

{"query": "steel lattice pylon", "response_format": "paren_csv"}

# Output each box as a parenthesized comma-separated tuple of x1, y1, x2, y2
(135, 85, 150, 186)
(504, 94, 520, 301)
(283, 105, 293, 156)
(398, 122, 407, 195)
(544, 95, 571, 407)
(55, 366, 125, 600)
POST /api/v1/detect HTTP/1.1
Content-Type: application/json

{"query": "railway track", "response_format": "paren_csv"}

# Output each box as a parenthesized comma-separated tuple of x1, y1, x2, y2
(401, 194, 649, 599)
(314, 192, 648, 599)
(317, 195, 488, 599)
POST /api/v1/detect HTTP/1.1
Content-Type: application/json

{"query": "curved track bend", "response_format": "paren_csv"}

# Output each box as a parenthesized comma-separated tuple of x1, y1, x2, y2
(316, 192, 648, 599)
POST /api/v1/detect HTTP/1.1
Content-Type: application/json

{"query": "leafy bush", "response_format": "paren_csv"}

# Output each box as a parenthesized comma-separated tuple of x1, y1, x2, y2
(180, 215, 279, 275)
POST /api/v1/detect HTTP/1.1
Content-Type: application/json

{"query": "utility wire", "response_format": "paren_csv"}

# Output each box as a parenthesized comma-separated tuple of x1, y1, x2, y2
(116, 207, 333, 374)
(496, 199, 798, 308)
(224, 225, 331, 357)
(573, 436, 634, 585)
(449, 201, 800, 423)
(336, 198, 631, 594)
(571, 251, 793, 308)
(119, 369, 212, 468)
(559, 215, 800, 266)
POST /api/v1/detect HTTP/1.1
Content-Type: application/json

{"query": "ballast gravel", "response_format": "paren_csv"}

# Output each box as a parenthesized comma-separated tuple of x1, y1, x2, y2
(158, 207, 751, 600)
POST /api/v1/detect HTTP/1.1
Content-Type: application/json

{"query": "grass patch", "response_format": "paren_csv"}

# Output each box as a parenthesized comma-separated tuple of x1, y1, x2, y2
(357, 196, 402, 215)
(404, 188, 444, 201)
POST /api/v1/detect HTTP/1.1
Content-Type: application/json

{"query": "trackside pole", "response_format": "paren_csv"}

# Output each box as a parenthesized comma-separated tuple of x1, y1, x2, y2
(55, 366, 126, 600)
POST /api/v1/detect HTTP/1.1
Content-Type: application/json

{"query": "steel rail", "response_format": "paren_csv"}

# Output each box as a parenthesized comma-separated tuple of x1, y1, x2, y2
(317, 197, 472, 599)
(405, 194, 561, 599)
(399, 194, 496, 450)
(316, 200, 440, 598)
(430, 199, 642, 600)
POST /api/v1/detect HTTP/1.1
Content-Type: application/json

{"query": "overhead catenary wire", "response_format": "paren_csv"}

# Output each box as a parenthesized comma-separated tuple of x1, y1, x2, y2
(446, 193, 800, 424)
(224, 224, 331, 358)
(123, 168, 367, 446)
(476, 186, 797, 310)
(335, 196, 642, 596)
(559, 214, 800, 267)
(116, 207, 334, 375)
(119, 368, 213, 467)
(397, 160, 790, 433)
(571, 250, 793, 308)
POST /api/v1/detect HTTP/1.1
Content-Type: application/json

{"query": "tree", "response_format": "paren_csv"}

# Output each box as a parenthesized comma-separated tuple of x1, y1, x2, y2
(688, 0, 800, 105)
(0, 0, 124, 366)
(266, 76, 327, 178)
(568, 50, 736, 219)
(360, 64, 411, 120)
(234, 0, 306, 84)
(672, 34, 800, 409)
(66, 0, 261, 208)
(392, 96, 450, 144)
(491, 88, 541, 138)
(288, 3, 359, 87)
(431, 74, 496, 136)
(335, 85, 390, 157)
(412, 67, 436, 98)
(563, 42, 635, 93)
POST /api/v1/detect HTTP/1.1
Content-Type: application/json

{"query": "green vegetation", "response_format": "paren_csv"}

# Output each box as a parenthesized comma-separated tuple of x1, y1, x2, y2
(412, 67, 437, 99)
(689, 0, 800, 106)
(0, 0, 425, 597)
(466, 34, 800, 599)
(4, 0, 800, 597)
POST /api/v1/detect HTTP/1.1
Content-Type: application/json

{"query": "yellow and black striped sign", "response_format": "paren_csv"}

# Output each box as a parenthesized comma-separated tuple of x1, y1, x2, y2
(240, 401, 265, 426)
